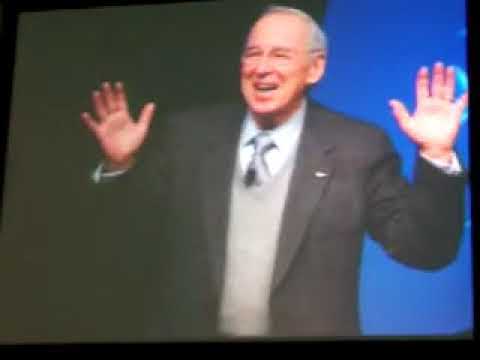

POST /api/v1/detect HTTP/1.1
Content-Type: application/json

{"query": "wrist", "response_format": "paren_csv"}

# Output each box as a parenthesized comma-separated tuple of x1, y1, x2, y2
(419, 147, 453, 163)
(104, 157, 135, 172)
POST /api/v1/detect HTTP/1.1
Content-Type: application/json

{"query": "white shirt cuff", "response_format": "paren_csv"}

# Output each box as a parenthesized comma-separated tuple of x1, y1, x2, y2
(91, 162, 129, 184)
(419, 151, 462, 175)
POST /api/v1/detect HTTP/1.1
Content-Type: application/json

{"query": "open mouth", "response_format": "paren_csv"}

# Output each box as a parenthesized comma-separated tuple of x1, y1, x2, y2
(254, 83, 279, 93)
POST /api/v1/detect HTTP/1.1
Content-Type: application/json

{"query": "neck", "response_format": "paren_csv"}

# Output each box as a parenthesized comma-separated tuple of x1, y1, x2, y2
(252, 116, 283, 130)
(252, 99, 306, 130)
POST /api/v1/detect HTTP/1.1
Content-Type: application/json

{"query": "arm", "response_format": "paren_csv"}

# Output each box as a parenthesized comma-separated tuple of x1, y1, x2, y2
(367, 62, 468, 269)
(83, 82, 179, 337)
(365, 132, 466, 270)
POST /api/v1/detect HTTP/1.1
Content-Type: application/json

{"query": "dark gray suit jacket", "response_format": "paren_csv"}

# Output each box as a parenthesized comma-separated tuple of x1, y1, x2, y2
(104, 101, 465, 341)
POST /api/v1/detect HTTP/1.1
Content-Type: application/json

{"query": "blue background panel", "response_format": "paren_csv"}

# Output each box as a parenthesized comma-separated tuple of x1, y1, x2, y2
(310, 0, 471, 335)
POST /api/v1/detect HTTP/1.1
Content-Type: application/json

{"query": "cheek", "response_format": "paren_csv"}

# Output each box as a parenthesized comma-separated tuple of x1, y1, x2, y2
(240, 78, 252, 100)
(240, 72, 253, 94)
(240, 63, 255, 79)
(285, 71, 310, 93)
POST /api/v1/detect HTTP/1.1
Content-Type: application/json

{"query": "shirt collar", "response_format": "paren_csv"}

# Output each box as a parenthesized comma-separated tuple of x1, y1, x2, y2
(240, 99, 306, 151)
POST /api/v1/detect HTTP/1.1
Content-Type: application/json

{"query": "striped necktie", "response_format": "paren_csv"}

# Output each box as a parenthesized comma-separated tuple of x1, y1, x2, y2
(244, 132, 276, 187)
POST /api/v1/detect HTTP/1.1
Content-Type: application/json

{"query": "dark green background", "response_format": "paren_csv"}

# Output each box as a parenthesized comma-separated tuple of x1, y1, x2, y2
(0, 0, 326, 342)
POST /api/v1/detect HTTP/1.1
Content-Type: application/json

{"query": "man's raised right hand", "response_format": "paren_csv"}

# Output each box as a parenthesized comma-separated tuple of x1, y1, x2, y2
(81, 81, 156, 171)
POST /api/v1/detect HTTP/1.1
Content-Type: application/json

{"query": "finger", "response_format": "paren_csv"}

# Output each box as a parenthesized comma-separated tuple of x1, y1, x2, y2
(431, 61, 445, 98)
(101, 82, 116, 112)
(444, 66, 455, 101)
(137, 102, 156, 130)
(416, 66, 429, 106)
(389, 99, 413, 132)
(454, 92, 468, 119)
(463, 92, 469, 107)
(114, 82, 129, 111)
(81, 112, 99, 136)
(92, 90, 107, 121)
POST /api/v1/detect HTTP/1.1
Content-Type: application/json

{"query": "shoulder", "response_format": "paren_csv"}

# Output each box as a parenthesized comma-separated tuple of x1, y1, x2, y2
(143, 102, 245, 157)
(164, 102, 245, 132)
(146, 101, 244, 141)
(306, 101, 393, 153)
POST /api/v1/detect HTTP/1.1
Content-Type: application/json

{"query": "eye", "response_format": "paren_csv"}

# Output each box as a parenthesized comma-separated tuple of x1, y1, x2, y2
(243, 50, 262, 59)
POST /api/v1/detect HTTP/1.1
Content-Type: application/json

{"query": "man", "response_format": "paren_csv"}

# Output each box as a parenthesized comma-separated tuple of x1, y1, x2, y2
(81, 6, 468, 339)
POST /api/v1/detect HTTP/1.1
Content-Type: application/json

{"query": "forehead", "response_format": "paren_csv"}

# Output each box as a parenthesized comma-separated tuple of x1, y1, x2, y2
(246, 13, 311, 50)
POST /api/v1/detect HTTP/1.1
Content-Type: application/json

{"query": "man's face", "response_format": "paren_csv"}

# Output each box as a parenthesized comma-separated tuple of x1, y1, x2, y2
(240, 13, 325, 127)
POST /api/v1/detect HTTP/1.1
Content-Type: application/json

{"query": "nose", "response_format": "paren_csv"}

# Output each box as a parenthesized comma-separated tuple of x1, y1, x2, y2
(254, 55, 274, 74)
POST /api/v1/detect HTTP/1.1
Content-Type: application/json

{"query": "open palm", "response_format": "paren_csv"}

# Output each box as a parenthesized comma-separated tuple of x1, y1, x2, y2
(81, 82, 156, 169)
(389, 62, 468, 160)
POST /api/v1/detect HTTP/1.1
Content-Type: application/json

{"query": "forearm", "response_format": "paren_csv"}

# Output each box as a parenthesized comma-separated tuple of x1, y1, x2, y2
(366, 139, 466, 270)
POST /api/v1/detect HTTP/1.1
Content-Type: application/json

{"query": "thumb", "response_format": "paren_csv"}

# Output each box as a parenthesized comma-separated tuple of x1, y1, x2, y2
(454, 92, 468, 119)
(81, 112, 100, 138)
(138, 102, 156, 130)
(389, 99, 412, 132)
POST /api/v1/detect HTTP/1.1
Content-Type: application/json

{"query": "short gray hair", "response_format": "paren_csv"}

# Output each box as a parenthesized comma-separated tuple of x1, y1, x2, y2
(259, 5, 328, 54)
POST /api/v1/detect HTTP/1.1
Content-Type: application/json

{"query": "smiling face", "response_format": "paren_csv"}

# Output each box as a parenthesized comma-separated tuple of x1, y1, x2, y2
(240, 12, 326, 128)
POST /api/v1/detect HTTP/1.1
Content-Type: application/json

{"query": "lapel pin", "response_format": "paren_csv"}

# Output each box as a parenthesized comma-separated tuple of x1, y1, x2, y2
(314, 171, 328, 178)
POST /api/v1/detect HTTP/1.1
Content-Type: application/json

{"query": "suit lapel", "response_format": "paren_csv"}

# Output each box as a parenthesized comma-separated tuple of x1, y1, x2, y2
(200, 105, 244, 296)
(271, 105, 336, 290)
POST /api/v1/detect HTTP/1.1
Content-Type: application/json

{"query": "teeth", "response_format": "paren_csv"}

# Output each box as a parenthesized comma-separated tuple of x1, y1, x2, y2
(256, 84, 277, 91)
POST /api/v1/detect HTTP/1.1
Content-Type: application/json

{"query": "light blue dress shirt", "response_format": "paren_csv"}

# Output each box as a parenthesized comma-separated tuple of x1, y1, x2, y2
(238, 100, 306, 177)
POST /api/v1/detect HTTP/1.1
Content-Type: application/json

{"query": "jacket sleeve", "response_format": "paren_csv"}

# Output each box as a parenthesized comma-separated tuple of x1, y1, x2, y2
(85, 115, 177, 339)
(365, 131, 467, 270)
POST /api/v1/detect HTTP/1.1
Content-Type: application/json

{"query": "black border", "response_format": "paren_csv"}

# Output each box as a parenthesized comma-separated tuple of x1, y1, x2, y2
(0, 0, 477, 351)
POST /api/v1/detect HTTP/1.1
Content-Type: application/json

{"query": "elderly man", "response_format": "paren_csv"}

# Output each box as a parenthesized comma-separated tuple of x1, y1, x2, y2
(82, 6, 467, 339)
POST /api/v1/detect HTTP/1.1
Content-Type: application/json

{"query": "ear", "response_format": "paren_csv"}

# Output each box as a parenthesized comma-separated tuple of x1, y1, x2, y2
(306, 52, 326, 85)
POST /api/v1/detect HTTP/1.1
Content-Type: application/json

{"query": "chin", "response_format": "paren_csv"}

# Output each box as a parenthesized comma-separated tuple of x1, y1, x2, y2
(248, 104, 288, 129)
(247, 101, 281, 117)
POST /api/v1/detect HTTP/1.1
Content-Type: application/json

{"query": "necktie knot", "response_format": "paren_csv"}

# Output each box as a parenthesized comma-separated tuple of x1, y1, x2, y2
(252, 132, 276, 156)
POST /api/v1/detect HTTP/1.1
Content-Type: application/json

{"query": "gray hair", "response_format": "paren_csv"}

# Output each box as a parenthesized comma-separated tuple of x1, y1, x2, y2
(258, 5, 328, 54)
